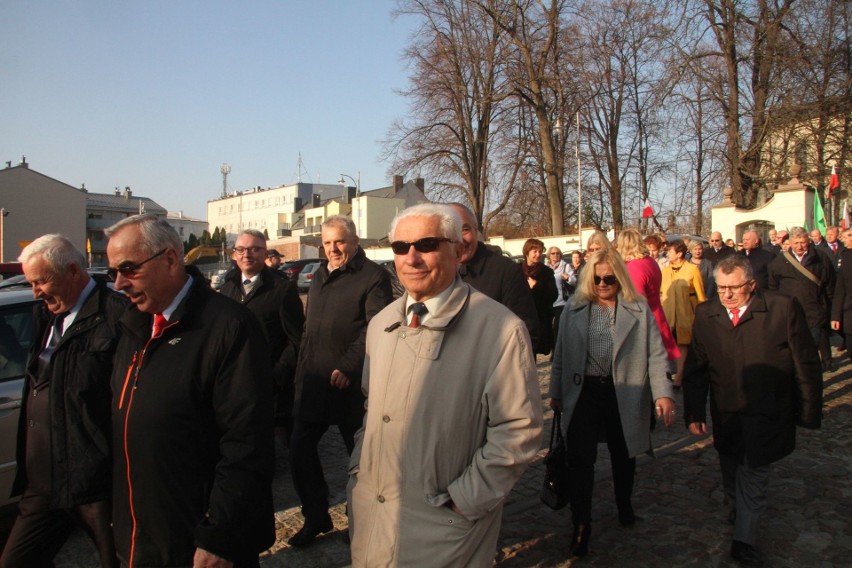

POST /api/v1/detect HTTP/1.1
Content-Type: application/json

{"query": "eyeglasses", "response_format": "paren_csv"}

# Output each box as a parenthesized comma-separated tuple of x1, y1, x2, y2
(390, 237, 455, 255)
(717, 281, 753, 294)
(233, 246, 266, 256)
(594, 275, 618, 286)
(549, 252, 562, 256)
(107, 249, 166, 281)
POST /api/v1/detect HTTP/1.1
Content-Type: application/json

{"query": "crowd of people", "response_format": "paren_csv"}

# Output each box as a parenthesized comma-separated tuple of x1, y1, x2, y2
(3, 210, 840, 567)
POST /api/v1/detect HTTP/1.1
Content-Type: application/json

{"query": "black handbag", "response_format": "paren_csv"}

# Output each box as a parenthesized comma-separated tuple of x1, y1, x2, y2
(540, 410, 570, 510)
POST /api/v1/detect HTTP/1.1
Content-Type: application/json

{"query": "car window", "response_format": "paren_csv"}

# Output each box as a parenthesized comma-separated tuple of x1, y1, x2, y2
(0, 304, 34, 383)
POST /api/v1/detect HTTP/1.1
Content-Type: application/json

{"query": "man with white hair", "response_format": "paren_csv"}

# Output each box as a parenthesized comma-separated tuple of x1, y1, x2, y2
(347, 203, 543, 566)
(1, 235, 127, 568)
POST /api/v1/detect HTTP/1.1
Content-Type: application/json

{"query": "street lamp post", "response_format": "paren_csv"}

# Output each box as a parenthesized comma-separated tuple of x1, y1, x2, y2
(339, 172, 361, 235)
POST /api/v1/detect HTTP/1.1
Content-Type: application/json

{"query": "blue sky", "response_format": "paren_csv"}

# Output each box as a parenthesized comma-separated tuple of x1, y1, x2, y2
(1, 1, 419, 219)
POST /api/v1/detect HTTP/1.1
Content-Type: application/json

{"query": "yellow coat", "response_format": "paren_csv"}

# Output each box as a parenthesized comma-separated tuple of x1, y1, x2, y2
(660, 261, 706, 344)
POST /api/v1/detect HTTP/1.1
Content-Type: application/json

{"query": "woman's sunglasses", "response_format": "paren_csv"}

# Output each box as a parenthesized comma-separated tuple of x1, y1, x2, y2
(594, 275, 618, 286)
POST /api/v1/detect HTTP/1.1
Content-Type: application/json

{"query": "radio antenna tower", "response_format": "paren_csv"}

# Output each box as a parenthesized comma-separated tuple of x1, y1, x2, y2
(220, 163, 231, 198)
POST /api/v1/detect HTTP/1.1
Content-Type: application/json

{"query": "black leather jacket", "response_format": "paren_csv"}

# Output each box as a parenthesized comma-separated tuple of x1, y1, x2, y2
(13, 281, 128, 508)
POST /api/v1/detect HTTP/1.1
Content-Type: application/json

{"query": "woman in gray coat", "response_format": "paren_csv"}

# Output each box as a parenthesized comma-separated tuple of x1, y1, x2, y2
(549, 249, 676, 558)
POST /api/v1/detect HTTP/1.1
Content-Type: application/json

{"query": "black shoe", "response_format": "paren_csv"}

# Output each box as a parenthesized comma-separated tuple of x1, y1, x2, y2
(823, 359, 835, 373)
(569, 523, 591, 558)
(731, 540, 764, 566)
(288, 519, 334, 548)
(618, 504, 636, 527)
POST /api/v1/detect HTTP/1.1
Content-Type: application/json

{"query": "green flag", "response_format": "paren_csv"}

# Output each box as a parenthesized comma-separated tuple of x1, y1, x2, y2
(813, 192, 827, 235)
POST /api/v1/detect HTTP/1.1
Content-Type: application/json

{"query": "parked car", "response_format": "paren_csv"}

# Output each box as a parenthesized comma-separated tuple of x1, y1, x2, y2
(280, 258, 323, 281)
(297, 262, 322, 292)
(0, 289, 39, 509)
(0, 263, 23, 281)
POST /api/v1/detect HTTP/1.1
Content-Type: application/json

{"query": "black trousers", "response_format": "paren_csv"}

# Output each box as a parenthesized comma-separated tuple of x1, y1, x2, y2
(0, 497, 118, 568)
(290, 417, 359, 527)
(564, 376, 636, 526)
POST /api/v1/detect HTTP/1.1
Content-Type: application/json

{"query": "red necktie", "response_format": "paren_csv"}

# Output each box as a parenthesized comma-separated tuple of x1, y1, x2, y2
(731, 308, 741, 327)
(152, 313, 167, 338)
(409, 303, 427, 328)
(832, 243, 837, 252)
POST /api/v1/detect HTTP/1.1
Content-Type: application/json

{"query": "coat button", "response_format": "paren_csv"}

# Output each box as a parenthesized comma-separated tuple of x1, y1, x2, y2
(400, 332, 407, 339)
(382, 415, 390, 423)
(377, 495, 385, 503)
(28, 420, 34, 428)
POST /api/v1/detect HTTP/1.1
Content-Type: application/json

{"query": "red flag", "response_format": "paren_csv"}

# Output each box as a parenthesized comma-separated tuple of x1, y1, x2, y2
(829, 164, 840, 195)
(642, 198, 653, 219)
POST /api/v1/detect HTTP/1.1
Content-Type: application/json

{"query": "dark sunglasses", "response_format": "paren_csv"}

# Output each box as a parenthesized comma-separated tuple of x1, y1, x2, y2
(390, 237, 455, 255)
(594, 275, 618, 286)
(107, 249, 166, 281)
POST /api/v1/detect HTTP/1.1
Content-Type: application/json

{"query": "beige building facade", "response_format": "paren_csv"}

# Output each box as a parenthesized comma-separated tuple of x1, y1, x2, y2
(0, 159, 86, 261)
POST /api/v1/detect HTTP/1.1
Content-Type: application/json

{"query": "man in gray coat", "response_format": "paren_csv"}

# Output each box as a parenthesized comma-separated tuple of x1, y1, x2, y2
(348, 204, 542, 566)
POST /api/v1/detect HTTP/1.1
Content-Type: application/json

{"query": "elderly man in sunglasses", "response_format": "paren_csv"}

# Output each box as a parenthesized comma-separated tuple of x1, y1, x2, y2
(2, 235, 128, 568)
(347, 203, 543, 567)
(105, 215, 275, 568)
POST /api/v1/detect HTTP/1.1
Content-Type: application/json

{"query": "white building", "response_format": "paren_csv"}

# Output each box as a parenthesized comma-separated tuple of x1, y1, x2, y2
(167, 211, 208, 242)
(206, 182, 347, 245)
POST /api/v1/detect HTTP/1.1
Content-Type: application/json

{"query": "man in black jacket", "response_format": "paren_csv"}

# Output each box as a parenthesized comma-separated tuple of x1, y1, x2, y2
(289, 215, 392, 548)
(768, 226, 836, 371)
(106, 215, 274, 568)
(2, 234, 126, 568)
(684, 255, 822, 567)
(705, 231, 735, 266)
(738, 230, 775, 290)
(219, 230, 304, 441)
(448, 203, 539, 348)
(822, 225, 845, 268)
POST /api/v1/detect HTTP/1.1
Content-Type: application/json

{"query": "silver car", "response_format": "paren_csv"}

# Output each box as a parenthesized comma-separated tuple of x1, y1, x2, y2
(0, 289, 38, 508)
(297, 262, 321, 292)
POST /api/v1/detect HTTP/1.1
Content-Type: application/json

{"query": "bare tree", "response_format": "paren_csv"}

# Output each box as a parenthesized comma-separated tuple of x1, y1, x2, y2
(385, 0, 513, 232)
(477, 0, 582, 234)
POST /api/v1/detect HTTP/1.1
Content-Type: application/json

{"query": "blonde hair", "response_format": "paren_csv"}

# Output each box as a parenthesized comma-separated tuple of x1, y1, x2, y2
(616, 229, 649, 261)
(586, 230, 614, 253)
(573, 249, 639, 306)
(688, 239, 705, 253)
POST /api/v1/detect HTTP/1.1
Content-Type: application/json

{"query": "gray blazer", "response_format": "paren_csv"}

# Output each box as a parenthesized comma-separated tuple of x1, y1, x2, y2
(549, 296, 673, 457)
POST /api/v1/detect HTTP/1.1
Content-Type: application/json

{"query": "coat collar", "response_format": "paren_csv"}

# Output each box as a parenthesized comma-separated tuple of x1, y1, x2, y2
(383, 278, 471, 361)
(705, 290, 767, 330)
(565, 296, 643, 363)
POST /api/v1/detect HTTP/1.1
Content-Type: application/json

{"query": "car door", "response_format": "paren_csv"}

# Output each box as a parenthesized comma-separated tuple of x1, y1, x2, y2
(0, 297, 35, 506)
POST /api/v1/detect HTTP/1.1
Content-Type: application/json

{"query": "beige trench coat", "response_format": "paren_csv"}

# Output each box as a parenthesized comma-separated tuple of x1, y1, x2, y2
(348, 279, 543, 567)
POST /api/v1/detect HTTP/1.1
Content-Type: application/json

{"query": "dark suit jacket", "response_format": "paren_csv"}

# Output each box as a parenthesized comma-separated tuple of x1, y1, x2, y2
(705, 244, 735, 266)
(831, 248, 852, 332)
(738, 247, 775, 290)
(822, 240, 845, 269)
(219, 266, 305, 416)
(459, 242, 539, 347)
(683, 291, 822, 466)
(768, 246, 835, 328)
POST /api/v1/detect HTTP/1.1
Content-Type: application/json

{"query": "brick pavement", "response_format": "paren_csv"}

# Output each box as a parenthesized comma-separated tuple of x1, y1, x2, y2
(55, 353, 852, 567)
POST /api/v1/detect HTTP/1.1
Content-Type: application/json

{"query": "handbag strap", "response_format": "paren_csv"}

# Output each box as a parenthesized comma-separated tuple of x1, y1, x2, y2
(549, 410, 564, 450)
(782, 250, 822, 286)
